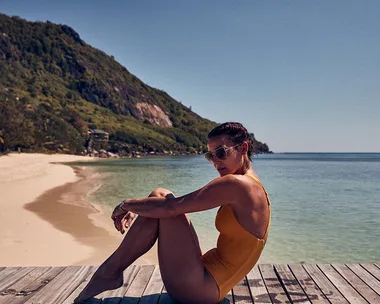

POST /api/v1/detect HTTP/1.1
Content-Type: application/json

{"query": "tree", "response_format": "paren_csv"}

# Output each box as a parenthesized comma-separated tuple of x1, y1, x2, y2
(0, 96, 35, 151)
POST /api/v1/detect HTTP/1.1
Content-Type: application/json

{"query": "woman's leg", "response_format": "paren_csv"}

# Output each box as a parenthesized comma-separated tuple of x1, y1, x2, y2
(74, 189, 165, 303)
(158, 216, 219, 304)
(75, 188, 219, 303)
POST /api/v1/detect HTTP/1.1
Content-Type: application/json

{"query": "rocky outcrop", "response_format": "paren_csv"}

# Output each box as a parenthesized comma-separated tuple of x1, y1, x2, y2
(129, 102, 172, 127)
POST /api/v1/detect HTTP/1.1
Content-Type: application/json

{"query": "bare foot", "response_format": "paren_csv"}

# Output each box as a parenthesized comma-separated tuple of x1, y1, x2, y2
(73, 271, 123, 303)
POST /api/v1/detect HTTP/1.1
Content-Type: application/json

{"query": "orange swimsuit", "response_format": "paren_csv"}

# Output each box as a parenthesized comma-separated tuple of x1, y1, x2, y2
(202, 174, 271, 302)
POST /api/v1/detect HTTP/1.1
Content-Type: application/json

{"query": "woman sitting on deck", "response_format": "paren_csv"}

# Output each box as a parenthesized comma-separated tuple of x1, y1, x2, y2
(75, 122, 271, 304)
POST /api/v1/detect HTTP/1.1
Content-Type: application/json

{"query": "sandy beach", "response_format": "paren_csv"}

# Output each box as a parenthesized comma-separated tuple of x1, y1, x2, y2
(0, 153, 156, 267)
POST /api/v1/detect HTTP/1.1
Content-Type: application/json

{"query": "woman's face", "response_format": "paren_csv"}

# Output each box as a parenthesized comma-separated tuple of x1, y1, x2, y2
(206, 136, 245, 176)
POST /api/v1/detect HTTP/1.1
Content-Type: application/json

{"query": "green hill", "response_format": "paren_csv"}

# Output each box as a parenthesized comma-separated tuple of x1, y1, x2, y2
(0, 13, 271, 155)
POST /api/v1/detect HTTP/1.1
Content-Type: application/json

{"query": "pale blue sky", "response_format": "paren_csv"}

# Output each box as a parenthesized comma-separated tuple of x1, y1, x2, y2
(1, 0, 379, 152)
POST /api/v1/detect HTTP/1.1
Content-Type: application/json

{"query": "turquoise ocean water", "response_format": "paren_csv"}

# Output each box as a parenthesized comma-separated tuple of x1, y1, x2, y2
(73, 153, 380, 263)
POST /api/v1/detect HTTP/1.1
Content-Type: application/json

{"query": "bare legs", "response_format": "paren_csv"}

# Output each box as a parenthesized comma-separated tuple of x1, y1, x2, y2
(74, 189, 165, 303)
(158, 216, 219, 303)
(74, 214, 159, 302)
(74, 188, 219, 304)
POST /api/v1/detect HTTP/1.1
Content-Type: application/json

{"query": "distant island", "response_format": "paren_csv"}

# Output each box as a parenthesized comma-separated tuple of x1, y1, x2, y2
(0, 13, 271, 157)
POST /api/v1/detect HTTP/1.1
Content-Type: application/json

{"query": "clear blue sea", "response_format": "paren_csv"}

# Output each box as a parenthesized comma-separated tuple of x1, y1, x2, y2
(73, 153, 380, 263)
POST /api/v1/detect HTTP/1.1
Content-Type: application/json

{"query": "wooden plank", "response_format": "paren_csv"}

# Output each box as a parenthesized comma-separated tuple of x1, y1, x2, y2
(274, 264, 310, 303)
(0, 264, 376, 304)
(317, 264, 367, 304)
(361, 264, 380, 281)
(55, 266, 95, 304)
(4, 266, 65, 304)
(61, 266, 97, 304)
(259, 264, 290, 303)
(246, 265, 271, 304)
(24, 266, 91, 304)
(0, 268, 21, 283)
(139, 266, 164, 304)
(346, 264, 380, 295)
(303, 264, 349, 304)
(99, 265, 140, 303)
(0, 267, 50, 304)
(332, 264, 380, 303)
(0, 267, 34, 291)
(157, 286, 176, 304)
(232, 277, 253, 303)
(288, 264, 329, 304)
(117, 265, 155, 304)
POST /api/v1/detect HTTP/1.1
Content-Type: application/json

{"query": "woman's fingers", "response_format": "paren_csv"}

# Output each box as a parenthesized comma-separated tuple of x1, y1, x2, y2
(123, 213, 132, 230)
(126, 212, 135, 228)
(112, 212, 134, 234)
(121, 214, 128, 234)
(117, 213, 130, 234)
(113, 218, 120, 232)
(115, 217, 122, 233)
(113, 215, 124, 234)
(119, 220, 125, 234)
(111, 203, 126, 220)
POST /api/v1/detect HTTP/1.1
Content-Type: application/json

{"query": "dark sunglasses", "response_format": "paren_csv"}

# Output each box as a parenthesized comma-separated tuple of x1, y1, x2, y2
(204, 144, 241, 162)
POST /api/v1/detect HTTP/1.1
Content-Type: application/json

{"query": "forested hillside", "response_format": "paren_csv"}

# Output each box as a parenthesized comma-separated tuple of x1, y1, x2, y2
(0, 13, 271, 155)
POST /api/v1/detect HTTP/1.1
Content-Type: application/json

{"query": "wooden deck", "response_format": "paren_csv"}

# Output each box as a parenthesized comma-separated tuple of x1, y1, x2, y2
(0, 264, 379, 303)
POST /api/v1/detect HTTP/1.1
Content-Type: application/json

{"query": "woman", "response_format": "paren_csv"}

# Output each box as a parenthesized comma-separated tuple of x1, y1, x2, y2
(75, 122, 271, 304)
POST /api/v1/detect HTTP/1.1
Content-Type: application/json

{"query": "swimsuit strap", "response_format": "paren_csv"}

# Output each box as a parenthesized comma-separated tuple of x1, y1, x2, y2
(244, 173, 271, 240)
(244, 174, 271, 206)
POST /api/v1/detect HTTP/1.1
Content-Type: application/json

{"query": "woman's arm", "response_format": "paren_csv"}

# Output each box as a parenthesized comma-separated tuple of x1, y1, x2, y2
(120, 174, 247, 218)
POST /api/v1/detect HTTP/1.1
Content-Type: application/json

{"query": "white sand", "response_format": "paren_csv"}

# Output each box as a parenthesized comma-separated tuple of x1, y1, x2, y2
(0, 153, 158, 267)
(0, 153, 97, 266)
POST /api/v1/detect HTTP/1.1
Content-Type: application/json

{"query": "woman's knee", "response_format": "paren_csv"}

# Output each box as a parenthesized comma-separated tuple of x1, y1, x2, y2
(149, 188, 174, 198)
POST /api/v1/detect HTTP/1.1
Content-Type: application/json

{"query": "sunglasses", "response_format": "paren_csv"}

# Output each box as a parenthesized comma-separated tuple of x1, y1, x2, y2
(204, 144, 241, 162)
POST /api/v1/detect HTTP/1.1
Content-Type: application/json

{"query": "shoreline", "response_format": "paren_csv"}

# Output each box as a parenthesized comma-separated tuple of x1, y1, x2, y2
(25, 163, 158, 265)
(0, 153, 157, 266)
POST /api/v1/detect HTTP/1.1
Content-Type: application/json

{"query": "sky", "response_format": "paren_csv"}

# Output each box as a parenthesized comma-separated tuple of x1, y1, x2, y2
(1, 0, 379, 152)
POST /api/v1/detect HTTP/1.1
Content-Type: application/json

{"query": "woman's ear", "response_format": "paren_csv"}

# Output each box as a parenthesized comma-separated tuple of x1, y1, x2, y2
(240, 141, 249, 154)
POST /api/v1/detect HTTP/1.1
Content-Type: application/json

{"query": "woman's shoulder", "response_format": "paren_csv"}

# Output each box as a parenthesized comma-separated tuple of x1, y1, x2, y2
(227, 172, 262, 186)
(218, 174, 262, 199)
(211, 173, 264, 200)
(233, 173, 268, 205)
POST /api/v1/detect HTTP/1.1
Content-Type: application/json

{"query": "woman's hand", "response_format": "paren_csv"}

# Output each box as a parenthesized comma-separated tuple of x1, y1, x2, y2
(111, 201, 135, 234)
